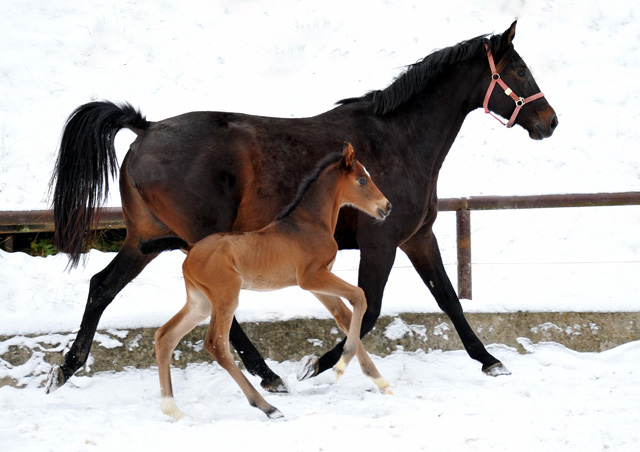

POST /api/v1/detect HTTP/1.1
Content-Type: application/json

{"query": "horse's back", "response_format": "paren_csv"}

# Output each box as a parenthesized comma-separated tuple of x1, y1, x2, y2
(123, 109, 360, 241)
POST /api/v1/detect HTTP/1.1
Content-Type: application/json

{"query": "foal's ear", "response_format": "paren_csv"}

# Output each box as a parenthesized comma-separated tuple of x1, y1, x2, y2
(342, 142, 355, 169)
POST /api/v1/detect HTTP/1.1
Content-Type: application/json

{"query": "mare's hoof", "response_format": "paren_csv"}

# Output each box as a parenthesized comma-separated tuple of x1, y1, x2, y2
(261, 376, 289, 393)
(45, 365, 65, 394)
(297, 355, 319, 381)
(483, 362, 511, 377)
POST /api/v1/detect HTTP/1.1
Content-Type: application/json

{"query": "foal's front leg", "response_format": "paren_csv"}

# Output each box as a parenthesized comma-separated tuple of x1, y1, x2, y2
(312, 293, 391, 393)
(299, 270, 366, 376)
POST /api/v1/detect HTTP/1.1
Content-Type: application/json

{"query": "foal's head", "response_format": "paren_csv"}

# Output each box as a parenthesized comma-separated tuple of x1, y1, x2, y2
(339, 143, 392, 221)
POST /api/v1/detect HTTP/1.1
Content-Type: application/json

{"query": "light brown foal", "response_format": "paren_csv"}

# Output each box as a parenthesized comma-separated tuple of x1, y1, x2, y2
(148, 143, 392, 420)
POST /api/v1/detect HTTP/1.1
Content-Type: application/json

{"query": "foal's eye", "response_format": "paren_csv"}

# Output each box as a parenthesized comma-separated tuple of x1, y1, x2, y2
(516, 69, 526, 77)
(358, 177, 368, 186)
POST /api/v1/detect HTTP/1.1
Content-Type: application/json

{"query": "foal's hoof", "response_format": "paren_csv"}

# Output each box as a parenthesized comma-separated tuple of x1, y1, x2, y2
(45, 365, 65, 394)
(161, 397, 185, 420)
(261, 376, 289, 393)
(297, 355, 319, 381)
(483, 362, 512, 377)
(266, 407, 285, 419)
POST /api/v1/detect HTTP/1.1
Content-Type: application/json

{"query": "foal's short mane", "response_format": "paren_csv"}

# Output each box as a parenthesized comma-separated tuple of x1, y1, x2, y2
(338, 33, 513, 115)
(276, 151, 345, 221)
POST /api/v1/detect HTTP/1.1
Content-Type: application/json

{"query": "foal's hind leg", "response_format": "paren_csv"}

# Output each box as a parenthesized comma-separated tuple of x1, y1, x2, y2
(155, 283, 211, 420)
(199, 281, 283, 419)
(312, 293, 391, 393)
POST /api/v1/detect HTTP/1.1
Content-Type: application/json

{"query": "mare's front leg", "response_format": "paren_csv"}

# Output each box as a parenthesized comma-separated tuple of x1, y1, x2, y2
(400, 227, 510, 376)
(299, 246, 397, 380)
(46, 241, 156, 393)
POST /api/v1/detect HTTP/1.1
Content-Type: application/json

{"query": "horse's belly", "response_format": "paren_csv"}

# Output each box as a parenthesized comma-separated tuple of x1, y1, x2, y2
(240, 273, 297, 292)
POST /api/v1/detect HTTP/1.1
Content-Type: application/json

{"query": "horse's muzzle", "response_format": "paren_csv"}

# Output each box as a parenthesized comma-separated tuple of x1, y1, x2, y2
(377, 202, 393, 220)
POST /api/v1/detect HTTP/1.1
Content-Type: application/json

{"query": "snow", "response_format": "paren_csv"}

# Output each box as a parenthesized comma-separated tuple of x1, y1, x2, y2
(2, 341, 639, 451)
(1, 0, 640, 450)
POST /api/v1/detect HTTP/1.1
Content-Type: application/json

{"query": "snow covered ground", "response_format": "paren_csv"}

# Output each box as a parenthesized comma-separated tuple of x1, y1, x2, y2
(1, 1, 639, 450)
(2, 341, 639, 451)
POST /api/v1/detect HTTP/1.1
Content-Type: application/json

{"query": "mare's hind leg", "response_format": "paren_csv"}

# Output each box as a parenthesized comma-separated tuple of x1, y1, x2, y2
(155, 283, 211, 420)
(200, 280, 283, 419)
(229, 317, 288, 393)
(312, 293, 391, 393)
(401, 227, 510, 376)
(46, 156, 174, 393)
(46, 239, 157, 393)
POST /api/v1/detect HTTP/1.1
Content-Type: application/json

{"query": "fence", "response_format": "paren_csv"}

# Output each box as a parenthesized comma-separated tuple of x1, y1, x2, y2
(2, 191, 640, 298)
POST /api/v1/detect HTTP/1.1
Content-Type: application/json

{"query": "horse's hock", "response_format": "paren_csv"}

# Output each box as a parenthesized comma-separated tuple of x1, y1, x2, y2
(1, 311, 638, 388)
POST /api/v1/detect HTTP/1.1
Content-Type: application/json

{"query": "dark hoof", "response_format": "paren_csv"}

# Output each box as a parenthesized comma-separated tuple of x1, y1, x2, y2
(260, 375, 289, 393)
(45, 365, 65, 394)
(297, 355, 319, 381)
(483, 362, 512, 377)
(266, 407, 285, 419)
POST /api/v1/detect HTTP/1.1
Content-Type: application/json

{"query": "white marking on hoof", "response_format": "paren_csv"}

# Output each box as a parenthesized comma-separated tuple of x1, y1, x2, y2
(45, 365, 64, 394)
(372, 377, 393, 394)
(297, 355, 319, 381)
(161, 397, 185, 420)
(333, 357, 347, 379)
(483, 362, 512, 377)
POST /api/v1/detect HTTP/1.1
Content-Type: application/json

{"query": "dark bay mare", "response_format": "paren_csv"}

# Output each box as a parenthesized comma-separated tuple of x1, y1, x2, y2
(47, 21, 558, 394)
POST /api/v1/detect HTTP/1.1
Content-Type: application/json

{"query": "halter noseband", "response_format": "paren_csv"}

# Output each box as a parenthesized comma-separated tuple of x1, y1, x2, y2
(483, 43, 545, 128)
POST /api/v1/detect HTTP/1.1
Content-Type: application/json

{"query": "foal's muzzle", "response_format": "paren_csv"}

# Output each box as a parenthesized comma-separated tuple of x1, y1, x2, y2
(377, 202, 393, 220)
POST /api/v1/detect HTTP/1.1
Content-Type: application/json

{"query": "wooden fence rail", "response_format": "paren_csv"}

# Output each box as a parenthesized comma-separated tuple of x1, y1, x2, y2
(2, 191, 640, 298)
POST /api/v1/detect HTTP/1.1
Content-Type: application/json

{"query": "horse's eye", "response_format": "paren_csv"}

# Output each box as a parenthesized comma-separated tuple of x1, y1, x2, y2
(517, 69, 526, 77)
(358, 177, 368, 186)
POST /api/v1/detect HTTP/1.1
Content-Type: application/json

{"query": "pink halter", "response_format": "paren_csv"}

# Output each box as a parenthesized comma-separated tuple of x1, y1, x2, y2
(483, 43, 545, 128)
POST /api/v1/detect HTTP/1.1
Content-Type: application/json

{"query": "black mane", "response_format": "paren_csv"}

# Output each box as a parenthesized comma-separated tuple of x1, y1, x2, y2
(338, 33, 510, 115)
(276, 151, 344, 221)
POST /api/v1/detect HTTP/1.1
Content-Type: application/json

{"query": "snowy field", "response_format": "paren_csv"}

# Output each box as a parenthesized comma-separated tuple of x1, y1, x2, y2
(2, 341, 639, 451)
(1, 0, 639, 450)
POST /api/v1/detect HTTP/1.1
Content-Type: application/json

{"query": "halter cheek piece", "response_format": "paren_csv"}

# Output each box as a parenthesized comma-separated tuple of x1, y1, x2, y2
(483, 43, 545, 128)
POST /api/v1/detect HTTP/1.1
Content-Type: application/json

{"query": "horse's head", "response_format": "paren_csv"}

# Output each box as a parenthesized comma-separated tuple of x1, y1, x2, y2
(483, 21, 559, 140)
(340, 143, 392, 221)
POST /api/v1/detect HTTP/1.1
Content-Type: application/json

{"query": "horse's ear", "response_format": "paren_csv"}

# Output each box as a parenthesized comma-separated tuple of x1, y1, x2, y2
(501, 20, 517, 48)
(342, 142, 355, 169)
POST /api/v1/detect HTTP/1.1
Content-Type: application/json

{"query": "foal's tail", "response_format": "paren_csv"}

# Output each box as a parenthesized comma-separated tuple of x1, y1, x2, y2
(51, 101, 149, 267)
(138, 237, 190, 255)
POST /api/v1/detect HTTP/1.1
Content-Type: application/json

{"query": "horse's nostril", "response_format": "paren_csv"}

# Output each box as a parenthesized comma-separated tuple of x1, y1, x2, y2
(550, 115, 559, 130)
(386, 202, 392, 213)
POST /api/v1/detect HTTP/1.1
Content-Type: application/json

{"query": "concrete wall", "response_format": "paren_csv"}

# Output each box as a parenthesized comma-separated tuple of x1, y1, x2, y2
(1, 312, 638, 387)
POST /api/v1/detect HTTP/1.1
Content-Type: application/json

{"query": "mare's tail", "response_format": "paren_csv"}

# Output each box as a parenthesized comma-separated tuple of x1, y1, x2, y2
(138, 237, 190, 255)
(51, 101, 149, 267)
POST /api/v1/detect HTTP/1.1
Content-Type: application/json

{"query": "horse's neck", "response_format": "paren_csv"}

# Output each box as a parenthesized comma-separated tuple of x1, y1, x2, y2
(287, 168, 342, 233)
(388, 58, 487, 168)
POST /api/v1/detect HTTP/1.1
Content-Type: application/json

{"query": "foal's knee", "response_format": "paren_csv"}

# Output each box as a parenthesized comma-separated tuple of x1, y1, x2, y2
(204, 337, 229, 364)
